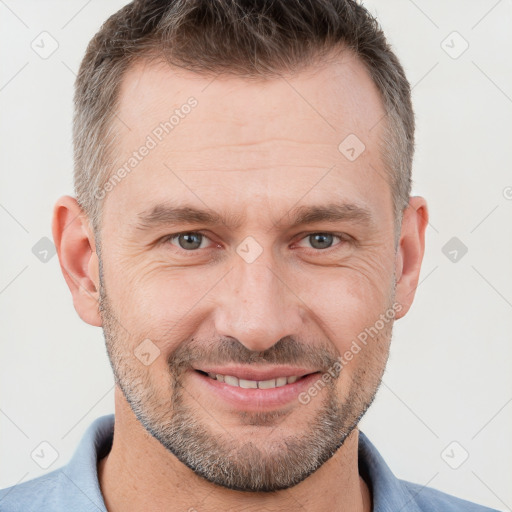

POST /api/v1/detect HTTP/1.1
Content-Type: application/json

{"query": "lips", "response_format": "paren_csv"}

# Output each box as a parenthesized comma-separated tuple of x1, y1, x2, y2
(191, 369, 324, 410)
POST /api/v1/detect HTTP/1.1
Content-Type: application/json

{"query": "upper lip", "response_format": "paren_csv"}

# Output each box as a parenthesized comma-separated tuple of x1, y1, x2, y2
(192, 366, 320, 381)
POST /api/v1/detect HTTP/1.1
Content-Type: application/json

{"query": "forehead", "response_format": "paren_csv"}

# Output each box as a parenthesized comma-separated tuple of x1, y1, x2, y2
(103, 53, 392, 231)
(116, 52, 385, 150)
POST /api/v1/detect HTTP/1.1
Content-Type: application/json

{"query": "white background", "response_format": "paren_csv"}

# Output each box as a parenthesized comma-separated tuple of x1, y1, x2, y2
(1, 1, 511, 510)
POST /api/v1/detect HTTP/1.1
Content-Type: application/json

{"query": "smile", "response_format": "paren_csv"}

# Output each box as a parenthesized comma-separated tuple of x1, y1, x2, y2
(202, 372, 303, 389)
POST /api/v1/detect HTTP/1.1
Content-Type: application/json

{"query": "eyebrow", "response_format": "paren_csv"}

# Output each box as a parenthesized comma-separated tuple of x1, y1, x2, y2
(135, 202, 375, 232)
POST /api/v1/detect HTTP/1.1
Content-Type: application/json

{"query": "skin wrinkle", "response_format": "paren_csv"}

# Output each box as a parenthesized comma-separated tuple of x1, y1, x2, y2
(99, 279, 393, 490)
(99, 55, 393, 501)
(54, 49, 428, 512)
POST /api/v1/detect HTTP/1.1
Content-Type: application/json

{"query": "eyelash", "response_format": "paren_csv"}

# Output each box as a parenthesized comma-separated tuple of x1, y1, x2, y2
(160, 231, 351, 255)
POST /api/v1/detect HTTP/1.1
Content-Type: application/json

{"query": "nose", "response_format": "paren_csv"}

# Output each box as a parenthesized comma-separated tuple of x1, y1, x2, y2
(213, 252, 305, 353)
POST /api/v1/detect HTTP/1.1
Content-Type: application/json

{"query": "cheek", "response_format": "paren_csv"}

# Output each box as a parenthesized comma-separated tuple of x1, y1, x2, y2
(102, 232, 395, 350)
(294, 262, 395, 345)
(108, 262, 222, 345)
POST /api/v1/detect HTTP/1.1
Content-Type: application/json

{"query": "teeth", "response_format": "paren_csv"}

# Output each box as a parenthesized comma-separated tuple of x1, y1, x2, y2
(276, 377, 287, 387)
(204, 372, 303, 388)
(258, 379, 277, 389)
(224, 375, 239, 387)
(239, 378, 258, 389)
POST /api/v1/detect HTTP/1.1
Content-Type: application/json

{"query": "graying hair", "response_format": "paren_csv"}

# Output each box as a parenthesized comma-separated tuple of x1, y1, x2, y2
(74, 0, 414, 243)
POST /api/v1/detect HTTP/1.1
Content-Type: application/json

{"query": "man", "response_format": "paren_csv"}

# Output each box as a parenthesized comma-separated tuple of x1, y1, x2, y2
(0, 0, 499, 511)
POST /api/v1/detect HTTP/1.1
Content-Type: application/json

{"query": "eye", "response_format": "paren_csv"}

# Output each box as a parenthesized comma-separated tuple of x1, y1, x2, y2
(295, 233, 346, 251)
(165, 232, 212, 251)
(161, 231, 349, 255)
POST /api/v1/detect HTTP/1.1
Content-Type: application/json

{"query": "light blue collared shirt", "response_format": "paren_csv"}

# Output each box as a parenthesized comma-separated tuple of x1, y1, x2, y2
(0, 414, 499, 511)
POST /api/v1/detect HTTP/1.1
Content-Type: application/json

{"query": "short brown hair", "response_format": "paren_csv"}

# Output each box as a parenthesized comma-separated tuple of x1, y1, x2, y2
(74, 0, 414, 239)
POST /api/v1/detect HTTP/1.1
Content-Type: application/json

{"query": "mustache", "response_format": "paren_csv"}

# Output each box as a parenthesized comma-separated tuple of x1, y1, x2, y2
(167, 336, 340, 375)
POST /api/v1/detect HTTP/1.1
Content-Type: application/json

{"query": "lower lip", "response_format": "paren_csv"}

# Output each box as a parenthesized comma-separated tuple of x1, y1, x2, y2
(190, 370, 322, 410)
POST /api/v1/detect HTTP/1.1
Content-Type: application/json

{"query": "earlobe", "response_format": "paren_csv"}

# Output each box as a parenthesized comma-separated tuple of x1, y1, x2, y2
(52, 195, 102, 327)
(393, 196, 429, 320)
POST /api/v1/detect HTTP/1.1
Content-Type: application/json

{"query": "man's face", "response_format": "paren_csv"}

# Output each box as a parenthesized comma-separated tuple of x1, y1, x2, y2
(98, 52, 399, 492)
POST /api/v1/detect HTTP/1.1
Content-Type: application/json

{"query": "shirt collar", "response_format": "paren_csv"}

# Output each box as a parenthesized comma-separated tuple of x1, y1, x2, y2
(62, 414, 420, 512)
(60, 414, 113, 511)
(358, 430, 422, 512)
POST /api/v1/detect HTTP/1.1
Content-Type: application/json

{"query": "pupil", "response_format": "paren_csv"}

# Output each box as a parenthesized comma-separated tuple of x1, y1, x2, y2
(311, 233, 333, 249)
(179, 233, 201, 250)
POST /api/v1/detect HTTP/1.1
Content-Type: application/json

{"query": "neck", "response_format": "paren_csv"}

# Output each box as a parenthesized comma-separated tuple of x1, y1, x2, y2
(98, 391, 372, 512)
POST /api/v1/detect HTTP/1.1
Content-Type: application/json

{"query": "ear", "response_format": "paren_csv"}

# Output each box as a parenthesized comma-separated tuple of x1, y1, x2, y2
(394, 196, 429, 320)
(52, 195, 102, 326)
